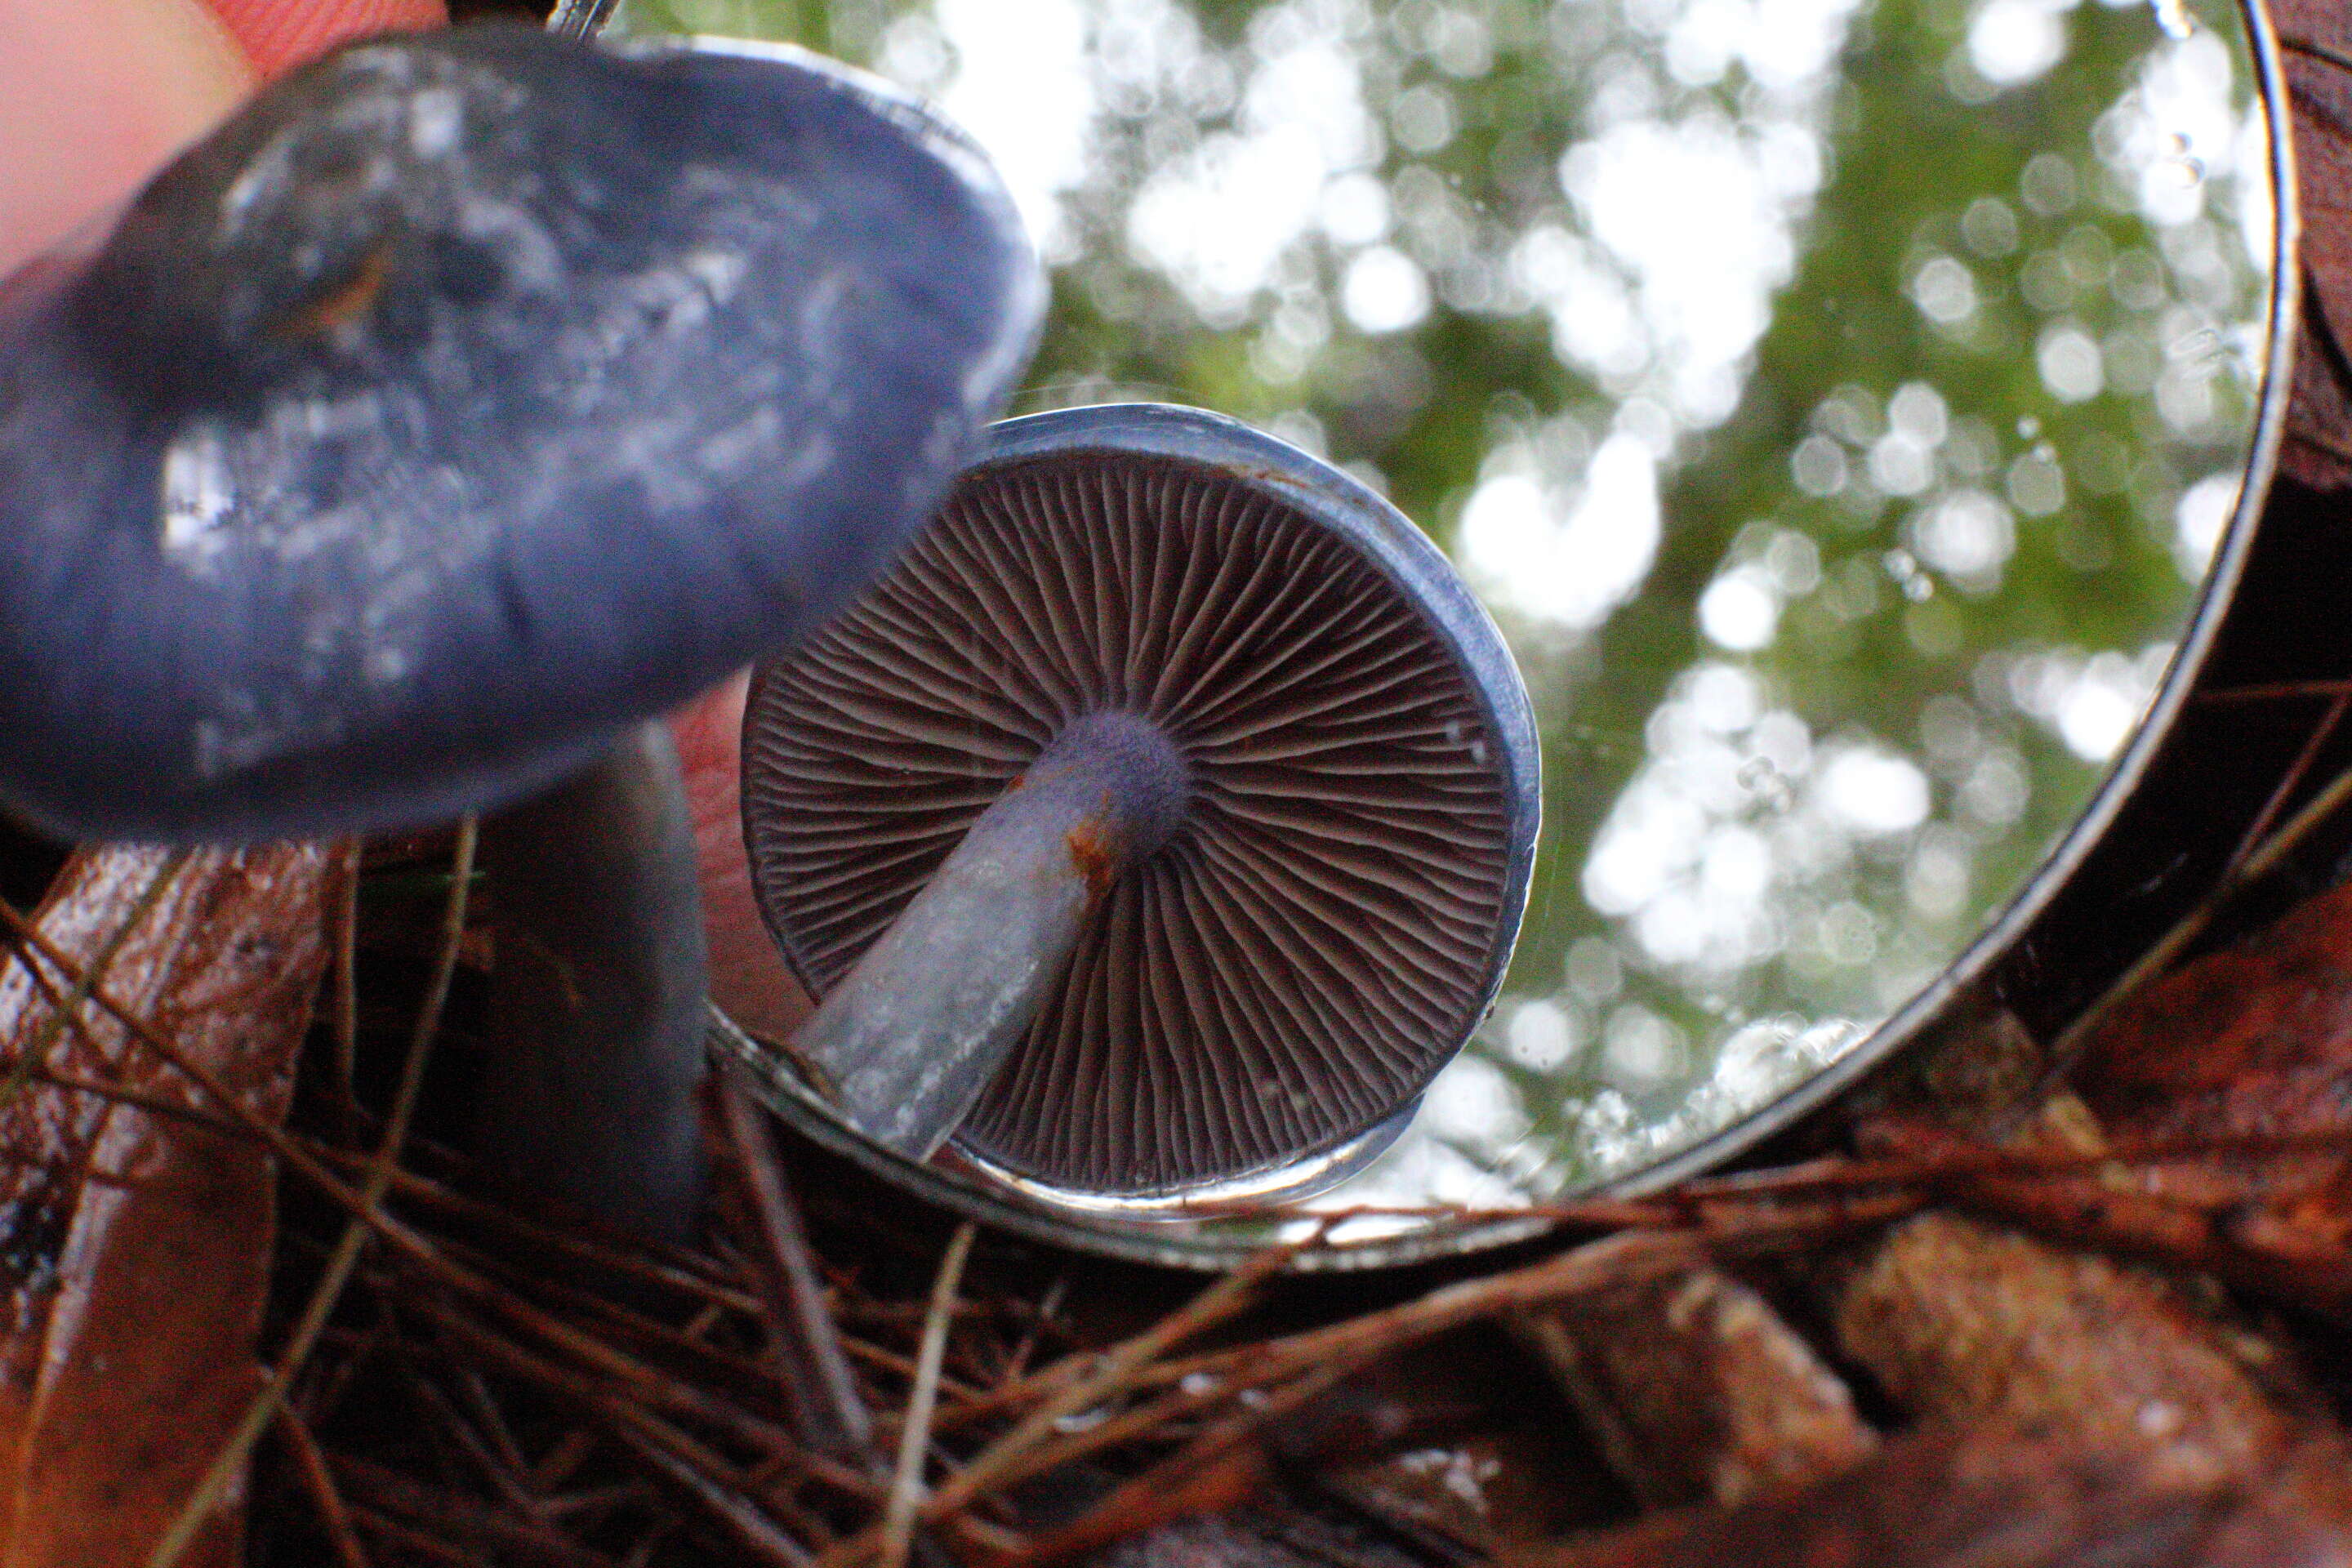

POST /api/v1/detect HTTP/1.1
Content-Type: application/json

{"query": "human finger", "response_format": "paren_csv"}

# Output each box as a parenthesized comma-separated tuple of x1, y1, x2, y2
(671, 673, 817, 1049)
(200, 0, 447, 80)
(0, 0, 254, 279)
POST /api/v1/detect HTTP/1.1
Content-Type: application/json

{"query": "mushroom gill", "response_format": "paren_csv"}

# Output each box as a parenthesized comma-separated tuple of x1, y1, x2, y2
(745, 448, 1520, 1195)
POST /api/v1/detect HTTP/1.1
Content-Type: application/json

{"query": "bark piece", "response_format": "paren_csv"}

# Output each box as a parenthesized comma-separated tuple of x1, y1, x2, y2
(2273, 0, 2352, 488)
(0, 844, 336, 1568)
(1500, 1423, 2352, 1568)
(1512, 1270, 1874, 1508)
(1833, 1212, 2340, 1495)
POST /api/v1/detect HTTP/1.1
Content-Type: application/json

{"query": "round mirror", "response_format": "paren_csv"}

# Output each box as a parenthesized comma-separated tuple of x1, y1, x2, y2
(579, 0, 2292, 1264)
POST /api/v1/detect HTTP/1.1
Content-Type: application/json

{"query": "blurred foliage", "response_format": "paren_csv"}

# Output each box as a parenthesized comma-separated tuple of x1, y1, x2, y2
(615, 0, 2269, 1196)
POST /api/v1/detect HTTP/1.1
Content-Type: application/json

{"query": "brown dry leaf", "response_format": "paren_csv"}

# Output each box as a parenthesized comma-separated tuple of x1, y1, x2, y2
(2073, 878, 2352, 1234)
(0, 843, 336, 1568)
(1318, 1432, 1565, 1560)
(1282, 1339, 1624, 1558)
(1831, 1211, 2352, 1509)
(1854, 1114, 2352, 1316)
(1083, 1505, 1420, 1568)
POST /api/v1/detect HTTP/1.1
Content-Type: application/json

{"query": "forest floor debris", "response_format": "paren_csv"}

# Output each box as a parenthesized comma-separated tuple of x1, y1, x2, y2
(4, 813, 2352, 1567)
(5, 20, 2352, 1554)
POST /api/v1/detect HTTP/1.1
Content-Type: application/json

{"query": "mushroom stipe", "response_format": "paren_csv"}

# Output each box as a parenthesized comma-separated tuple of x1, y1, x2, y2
(742, 405, 1540, 1204)
(474, 722, 708, 1245)
(780, 710, 1193, 1159)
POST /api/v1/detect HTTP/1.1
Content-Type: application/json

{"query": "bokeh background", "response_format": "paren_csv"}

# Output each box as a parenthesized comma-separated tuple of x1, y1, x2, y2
(616, 0, 2272, 1213)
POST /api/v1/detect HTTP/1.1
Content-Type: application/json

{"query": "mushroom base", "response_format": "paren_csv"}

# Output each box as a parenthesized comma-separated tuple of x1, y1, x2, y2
(471, 723, 709, 1244)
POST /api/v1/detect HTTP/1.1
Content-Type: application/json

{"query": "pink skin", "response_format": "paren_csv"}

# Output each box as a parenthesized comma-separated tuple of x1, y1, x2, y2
(203, 0, 448, 77)
(669, 675, 816, 1045)
(0, 0, 252, 282)
(0, 0, 446, 281)
(6, 0, 811, 1040)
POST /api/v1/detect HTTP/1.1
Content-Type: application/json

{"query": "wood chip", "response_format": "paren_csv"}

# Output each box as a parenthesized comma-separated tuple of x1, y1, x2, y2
(1512, 1269, 1874, 1508)
(1833, 1212, 2345, 1497)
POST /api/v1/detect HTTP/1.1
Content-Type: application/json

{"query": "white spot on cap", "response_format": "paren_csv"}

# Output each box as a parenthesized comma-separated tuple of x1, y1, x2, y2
(408, 87, 463, 157)
(160, 424, 237, 572)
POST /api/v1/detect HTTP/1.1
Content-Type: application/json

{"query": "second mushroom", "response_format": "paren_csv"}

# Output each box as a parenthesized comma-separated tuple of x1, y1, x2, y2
(741, 404, 1540, 1202)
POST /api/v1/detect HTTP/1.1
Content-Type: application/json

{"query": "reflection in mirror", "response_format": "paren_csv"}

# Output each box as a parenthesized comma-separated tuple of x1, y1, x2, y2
(611, 0, 2275, 1254)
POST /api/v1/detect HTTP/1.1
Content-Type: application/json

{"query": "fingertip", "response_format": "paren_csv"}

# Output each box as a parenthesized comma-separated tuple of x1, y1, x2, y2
(0, 0, 255, 280)
(204, 0, 450, 78)
(671, 674, 816, 1046)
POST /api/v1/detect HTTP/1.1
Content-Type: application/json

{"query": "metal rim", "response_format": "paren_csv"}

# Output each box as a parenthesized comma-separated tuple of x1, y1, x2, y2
(544, 0, 620, 40)
(696, 0, 2296, 1271)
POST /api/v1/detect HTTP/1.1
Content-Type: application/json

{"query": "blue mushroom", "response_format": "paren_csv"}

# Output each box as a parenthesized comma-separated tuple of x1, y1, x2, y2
(742, 404, 1541, 1202)
(0, 24, 1042, 1243)
(0, 25, 1043, 842)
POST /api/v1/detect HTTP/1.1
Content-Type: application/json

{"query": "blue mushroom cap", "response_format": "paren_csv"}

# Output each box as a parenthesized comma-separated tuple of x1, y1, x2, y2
(0, 25, 1044, 842)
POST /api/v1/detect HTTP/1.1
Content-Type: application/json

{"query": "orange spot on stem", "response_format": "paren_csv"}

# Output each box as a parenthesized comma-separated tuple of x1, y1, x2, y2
(1066, 817, 1121, 899)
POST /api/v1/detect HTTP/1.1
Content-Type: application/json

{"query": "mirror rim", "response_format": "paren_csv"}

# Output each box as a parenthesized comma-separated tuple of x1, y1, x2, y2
(674, 0, 2300, 1271)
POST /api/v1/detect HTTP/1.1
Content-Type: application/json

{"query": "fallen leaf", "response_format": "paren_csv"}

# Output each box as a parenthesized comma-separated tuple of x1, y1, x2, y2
(1831, 1212, 2347, 1499)
(2273, 0, 2352, 487)
(1855, 1115, 2352, 1316)
(671, 671, 812, 1047)
(0, 843, 336, 1568)
(1080, 1506, 1410, 1568)
(2073, 878, 2352, 1232)
(1318, 1432, 1584, 1560)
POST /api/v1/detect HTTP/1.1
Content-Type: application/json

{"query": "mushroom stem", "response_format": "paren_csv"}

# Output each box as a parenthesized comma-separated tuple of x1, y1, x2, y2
(472, 722, 710, 1242)
(793, 712, 1187, 1160)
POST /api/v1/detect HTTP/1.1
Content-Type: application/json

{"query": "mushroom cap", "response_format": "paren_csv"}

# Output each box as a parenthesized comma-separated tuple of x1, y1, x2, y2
(743, 404, 1539, 1198)
(0, 26, 1042, 842)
